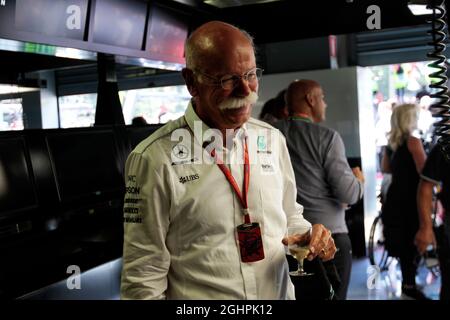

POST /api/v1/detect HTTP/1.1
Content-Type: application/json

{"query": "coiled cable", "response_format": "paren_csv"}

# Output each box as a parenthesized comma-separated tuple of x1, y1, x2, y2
(427, 0, 450, 160)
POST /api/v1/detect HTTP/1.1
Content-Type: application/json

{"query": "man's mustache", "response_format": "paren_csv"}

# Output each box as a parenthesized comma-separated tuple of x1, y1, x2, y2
(218, 92, 259, 110)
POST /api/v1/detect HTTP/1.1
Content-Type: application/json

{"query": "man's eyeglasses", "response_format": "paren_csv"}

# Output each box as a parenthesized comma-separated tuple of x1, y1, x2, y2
(194, 68, 263, 90)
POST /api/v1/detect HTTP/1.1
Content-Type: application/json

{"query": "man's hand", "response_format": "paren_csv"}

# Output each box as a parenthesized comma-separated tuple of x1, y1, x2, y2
(308, 224, 337, 261)
(414, 226, 436, 255)
(352, 166, 365, 183)
(282, 224, 336, 261)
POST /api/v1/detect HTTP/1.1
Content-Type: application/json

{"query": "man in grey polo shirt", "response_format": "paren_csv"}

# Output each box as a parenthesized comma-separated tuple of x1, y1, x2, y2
(275, 79, 364, 300)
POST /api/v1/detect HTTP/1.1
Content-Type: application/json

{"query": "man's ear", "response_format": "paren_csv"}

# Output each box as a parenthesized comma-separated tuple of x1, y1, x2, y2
(182, 68, 198, 97)
(282, 106, 289, 118)
(305, 92, 315, 108)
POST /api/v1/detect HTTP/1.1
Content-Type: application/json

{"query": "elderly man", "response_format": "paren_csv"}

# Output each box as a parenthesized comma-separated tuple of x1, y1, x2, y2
(120, 22, 336, 300)
(275, 80, 364, 299)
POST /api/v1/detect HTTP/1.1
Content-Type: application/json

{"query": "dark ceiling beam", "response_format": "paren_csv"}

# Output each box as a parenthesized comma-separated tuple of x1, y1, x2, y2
(0, 50, 92, 72)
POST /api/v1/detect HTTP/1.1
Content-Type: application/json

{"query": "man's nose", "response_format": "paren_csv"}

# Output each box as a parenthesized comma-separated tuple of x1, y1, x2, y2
(233, 77, 252, 96)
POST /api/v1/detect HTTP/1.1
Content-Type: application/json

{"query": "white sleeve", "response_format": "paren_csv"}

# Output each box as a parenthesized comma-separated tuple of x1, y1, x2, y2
(120, 150, 171, 300)
(278, 133, 312, 229)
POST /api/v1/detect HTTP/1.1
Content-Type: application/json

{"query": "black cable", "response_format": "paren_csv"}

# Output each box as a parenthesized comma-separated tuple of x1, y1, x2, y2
(427, 0, 450, 160)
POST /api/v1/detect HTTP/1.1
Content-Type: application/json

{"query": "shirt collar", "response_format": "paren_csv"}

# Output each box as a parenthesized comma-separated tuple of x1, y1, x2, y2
(184, 100, 211, 147)
(289, 114, 312, 123)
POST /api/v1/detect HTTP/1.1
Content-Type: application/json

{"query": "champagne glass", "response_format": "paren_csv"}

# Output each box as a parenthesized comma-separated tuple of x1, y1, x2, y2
(288, 224, 313, 277)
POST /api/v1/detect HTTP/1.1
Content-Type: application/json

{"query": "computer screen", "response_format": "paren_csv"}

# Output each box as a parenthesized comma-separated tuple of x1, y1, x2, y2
(0, 137, 38, 217)
(92, 0, 147, 50)
(46, 129, 124, 203)
(14, 0, 88, 40)
(146, 6, 188, 64)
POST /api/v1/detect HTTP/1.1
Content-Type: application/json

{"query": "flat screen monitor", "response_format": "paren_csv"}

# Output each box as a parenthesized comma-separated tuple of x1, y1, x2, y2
(0, 137, 38, 217)
(92, 0, 147, 50)
(14, 0, 88, 40)
(146, 6, 187, 64)
(46, 129, 124, 203)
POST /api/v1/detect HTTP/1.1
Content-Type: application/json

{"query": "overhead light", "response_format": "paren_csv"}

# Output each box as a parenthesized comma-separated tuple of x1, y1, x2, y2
(171, 0, 199, 6)
(0, 84, 40, 95)
(0, 77, 47, 95)
(54, 47, 97, 61)
(408, 4, 433, 15)
(408, 2, 433, 16)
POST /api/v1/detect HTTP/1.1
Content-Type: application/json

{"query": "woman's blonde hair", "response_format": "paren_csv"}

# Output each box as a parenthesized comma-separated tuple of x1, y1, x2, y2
(387, 103, 419, 151)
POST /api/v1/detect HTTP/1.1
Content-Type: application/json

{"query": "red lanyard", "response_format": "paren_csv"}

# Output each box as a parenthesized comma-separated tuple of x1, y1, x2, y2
(211, 138, 251, 225)
(290, 112, 311, 121)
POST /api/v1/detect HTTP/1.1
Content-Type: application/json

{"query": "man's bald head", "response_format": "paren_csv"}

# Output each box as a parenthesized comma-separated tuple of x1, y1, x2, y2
(285, 80, 320, 110)
(181, 21, 259, 135)
(185, 21, 254, 71)
(286, 79, 327, 123)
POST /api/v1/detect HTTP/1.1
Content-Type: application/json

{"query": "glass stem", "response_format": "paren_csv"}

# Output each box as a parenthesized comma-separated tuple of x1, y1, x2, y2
(298, 259, 304, 273)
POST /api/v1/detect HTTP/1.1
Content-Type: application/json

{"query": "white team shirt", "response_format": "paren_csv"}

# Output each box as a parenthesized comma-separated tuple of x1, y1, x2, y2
(120, 101, 310, 300)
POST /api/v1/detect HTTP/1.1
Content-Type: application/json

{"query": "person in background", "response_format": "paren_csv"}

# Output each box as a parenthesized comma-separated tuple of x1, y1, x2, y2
(375, 101, 393, 173)
(381, 103, 428, 300)
(394, 64, 407, 103)
(275, 79, 364, 300)
(259, 89, 288, 126)
(120, 21, 336, 300)
(415, 91, 434, 149)
(415, 144, 450, 300)
(131, 116, 148, 125)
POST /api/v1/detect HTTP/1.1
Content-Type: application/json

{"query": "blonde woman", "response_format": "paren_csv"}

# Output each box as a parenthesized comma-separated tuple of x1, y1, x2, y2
(381, 103, 427, 299)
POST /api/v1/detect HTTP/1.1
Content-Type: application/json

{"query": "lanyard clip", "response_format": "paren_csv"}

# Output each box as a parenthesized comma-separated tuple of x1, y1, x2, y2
(242, 208, 251, 225)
